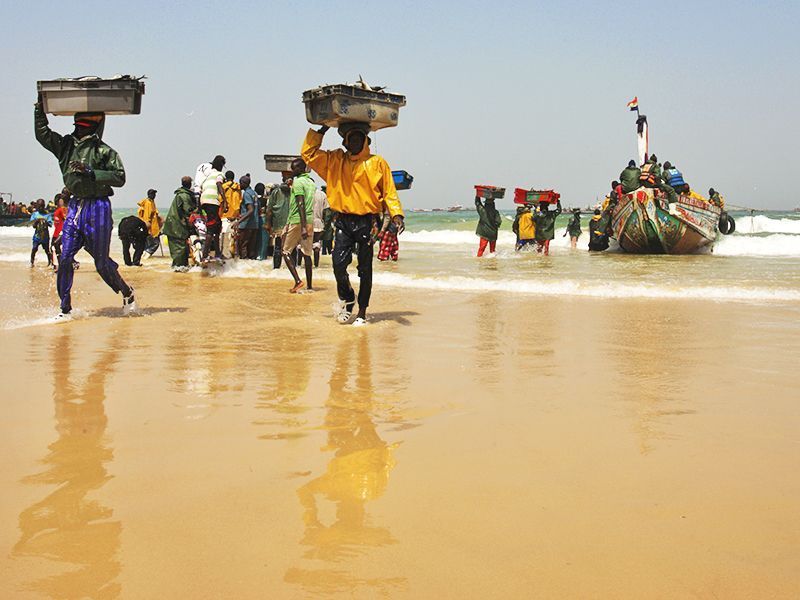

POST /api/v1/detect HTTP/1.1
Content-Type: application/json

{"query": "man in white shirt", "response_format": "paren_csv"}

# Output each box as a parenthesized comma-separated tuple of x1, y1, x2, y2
(199, 155, 228, 262)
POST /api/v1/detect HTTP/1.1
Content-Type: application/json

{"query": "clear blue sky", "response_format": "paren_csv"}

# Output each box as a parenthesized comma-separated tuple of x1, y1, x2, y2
(3, 0, 798, 209)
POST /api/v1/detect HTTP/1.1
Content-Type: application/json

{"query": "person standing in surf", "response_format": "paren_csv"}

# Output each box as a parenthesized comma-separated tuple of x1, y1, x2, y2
(565, 208, 582, 249)
(301, 122, 404, 326)
(475, 196, 502, 256)
(29, 199, 54, 268)
(282, 159, 315, 293)
(199, 155, 228, 263)
(34, 99, 136, 317)
(533, 199, 562, 255)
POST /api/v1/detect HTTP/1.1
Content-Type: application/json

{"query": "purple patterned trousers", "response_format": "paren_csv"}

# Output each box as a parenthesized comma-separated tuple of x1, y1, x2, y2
(57, 198, 131, 313)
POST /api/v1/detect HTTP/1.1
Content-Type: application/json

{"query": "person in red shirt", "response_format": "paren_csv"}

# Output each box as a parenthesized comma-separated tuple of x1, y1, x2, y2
(51, 191, 79, 271)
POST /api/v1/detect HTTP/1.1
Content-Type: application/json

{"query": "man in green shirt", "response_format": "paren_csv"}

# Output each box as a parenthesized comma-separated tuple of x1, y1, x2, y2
(619, 160, 642, 193)
(162, 176, 197, 271)
(533, 199, 562, 255)
(282, 158, 316, 293)
(266, 175, 291, 269)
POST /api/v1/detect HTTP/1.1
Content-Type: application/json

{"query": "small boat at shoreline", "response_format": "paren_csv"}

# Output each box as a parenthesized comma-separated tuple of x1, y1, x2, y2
(611, 188, 721, 254)
(0, 215, 28, 227)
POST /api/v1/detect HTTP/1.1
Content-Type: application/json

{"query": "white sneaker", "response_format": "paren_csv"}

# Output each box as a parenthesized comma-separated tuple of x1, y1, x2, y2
(333, 300, 352, 324)
(122, 287, 137, 315)
(54, 312, 72, 322)
(352, 317, 367, 327)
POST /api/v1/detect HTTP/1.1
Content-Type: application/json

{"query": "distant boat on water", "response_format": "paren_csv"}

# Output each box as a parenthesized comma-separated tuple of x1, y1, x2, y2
(447, 204, 463, 212)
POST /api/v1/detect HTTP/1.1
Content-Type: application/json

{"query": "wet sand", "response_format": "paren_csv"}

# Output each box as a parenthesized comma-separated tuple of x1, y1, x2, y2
(1, 262, 799, 599)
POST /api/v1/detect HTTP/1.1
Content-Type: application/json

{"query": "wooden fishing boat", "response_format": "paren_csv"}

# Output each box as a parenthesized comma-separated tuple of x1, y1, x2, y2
(611, 187, 721, 254)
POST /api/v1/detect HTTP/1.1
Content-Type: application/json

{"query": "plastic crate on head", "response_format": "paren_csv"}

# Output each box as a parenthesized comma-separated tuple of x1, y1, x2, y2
(514, 188, 560, 205)
(37, 76, 145, 115)
(302, 84, 406, 131)
(392, 170, 414, 190)
(474, 185, 506, 200)
(264, 155, 300, 173)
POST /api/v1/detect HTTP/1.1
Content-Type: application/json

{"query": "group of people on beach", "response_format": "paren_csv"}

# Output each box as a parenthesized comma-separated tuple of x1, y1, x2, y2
(0, 197, 59, 218)
(32, 99, 404, 325)
(471, 155, 728, 257)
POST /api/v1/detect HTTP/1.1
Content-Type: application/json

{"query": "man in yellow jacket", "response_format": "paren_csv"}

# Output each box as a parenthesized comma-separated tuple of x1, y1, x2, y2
(302, 122, 404, 326)
(137, 189, 161, 256)
(220, 172, 242, 258)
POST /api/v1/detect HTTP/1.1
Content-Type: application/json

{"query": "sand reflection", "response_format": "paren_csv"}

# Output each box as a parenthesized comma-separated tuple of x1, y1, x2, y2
(285, 335, 405, 595)
(13, 329, 122, 598)
(604, 303, 693, 454)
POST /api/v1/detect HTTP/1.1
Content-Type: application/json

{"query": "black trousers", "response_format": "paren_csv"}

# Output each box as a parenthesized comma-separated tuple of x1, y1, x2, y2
(272, 235, 283, 269)
(333, 214, 376, 308)
(122, 236, 146, 265)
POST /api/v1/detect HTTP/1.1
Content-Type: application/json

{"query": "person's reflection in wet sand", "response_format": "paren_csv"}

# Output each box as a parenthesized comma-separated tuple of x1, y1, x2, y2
(605, 304, 692, 454)
(254, 326, 312, 440)
(475, 297, 503, 386)
(284, 336, 405, 596)
(13, 328, 123, 599)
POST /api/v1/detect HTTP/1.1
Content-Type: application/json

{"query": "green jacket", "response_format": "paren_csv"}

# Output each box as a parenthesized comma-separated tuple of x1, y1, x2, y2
(34, 104, 125, 198)
(619, 166, 641, 193)
(566, 214, 582, 236)
(533, 202, 562, 241)
(266, 185, 290, 231)
(475, 198, 502, 241)
(322, 207, 334, 241)
(512, 206, 526, 237)
(161, 187, 197, 239)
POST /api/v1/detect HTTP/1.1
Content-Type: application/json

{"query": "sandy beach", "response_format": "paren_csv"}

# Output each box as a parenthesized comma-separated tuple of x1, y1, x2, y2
(1, 259, 798, 599)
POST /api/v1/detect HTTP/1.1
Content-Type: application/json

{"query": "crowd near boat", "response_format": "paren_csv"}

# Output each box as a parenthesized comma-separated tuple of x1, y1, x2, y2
(13, 77, 742, 323)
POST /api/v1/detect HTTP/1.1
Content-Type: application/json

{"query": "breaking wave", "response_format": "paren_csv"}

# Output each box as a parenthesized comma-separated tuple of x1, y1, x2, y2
(734, 215, 800, 235)
(370, 272, 800, 303)
(713, 234, 800, 257)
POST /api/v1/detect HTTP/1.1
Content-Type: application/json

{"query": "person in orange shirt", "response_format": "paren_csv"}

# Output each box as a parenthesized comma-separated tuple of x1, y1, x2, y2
(302, 122, 404, 326)
(220, 171, 242, 258)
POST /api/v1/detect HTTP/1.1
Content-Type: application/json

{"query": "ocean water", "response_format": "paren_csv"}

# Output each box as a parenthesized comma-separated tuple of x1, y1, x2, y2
(2, 209, 800, 305)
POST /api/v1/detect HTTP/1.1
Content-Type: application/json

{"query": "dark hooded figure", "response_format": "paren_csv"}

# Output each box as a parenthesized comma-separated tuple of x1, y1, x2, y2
(34, 99, 135, 317)
(620, 159, 641, 193)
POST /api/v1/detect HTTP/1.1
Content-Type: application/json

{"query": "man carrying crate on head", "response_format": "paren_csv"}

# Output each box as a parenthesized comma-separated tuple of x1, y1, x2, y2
(34, 99, 136, 318)
(302, 122, 404, 326)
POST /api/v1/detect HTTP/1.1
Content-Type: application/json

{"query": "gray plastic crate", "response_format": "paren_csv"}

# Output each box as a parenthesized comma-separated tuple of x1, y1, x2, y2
(37, 77, 145, 115)
(264, 154, 300, 173)
(303, 84, 406, 131)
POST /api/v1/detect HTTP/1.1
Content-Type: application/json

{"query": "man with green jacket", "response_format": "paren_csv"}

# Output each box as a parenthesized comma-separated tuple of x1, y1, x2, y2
(266, 175, 291, 269)
(619, 160, 642, 193)
(162, 176, 197, 271)
(475, 196, 502, 256)
(34, 101, 135, 317)
(534, 199, 562, 255)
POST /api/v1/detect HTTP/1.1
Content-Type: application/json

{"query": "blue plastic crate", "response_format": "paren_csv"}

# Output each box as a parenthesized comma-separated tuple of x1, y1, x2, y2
(392, 170, 414, 190)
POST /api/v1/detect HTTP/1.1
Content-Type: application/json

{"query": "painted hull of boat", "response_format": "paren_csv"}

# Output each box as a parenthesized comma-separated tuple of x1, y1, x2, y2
(611, 188, 721, 254)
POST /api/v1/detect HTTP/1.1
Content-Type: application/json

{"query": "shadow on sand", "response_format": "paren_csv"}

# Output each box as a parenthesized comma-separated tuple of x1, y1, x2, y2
(366, 311, 419, 326)
(89, 306, 189, 319)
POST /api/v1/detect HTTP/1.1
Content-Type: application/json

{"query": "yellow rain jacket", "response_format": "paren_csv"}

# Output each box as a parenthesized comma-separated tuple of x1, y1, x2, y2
(518, 211, 535, 239)
(301, 129, 403, 218)
(220, 180, 242, 219)
(137, 198, 161, 237)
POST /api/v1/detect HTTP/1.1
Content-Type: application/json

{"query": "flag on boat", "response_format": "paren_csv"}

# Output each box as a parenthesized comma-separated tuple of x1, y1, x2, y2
(627, 97, 639, 111)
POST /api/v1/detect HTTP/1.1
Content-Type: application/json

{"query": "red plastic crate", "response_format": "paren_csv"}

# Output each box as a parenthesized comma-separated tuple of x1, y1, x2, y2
(514, 188, 560, 205)
(474, 185, 506, 200)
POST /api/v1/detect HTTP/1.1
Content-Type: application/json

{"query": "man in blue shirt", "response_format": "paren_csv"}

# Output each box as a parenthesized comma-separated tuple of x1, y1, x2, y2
(29, 199, 54, 268)
(235, 175, 259, 259)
